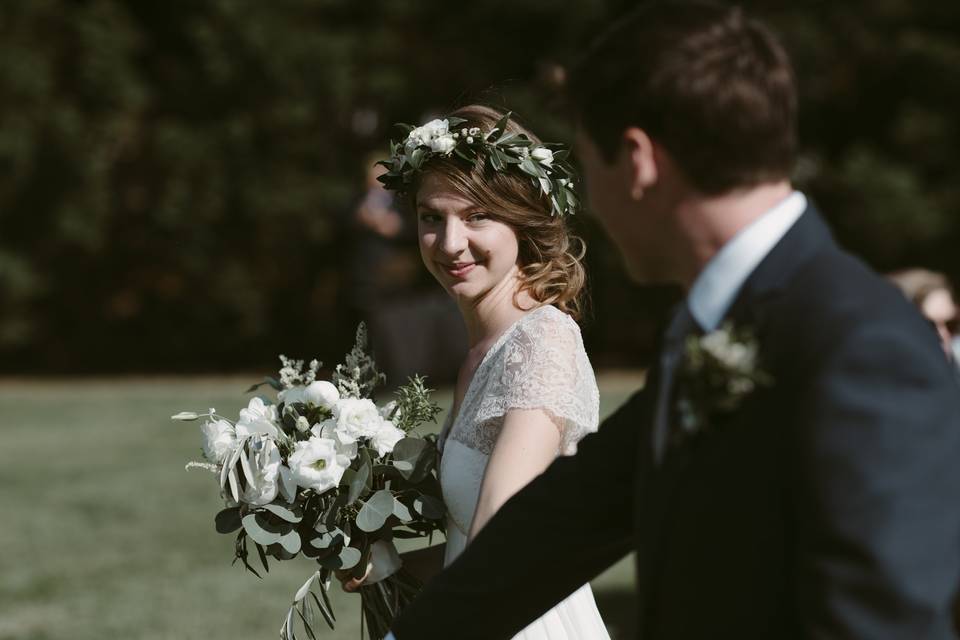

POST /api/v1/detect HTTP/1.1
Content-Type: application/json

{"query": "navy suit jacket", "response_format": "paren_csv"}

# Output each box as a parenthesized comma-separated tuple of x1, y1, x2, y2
(393, 207, 960, 639)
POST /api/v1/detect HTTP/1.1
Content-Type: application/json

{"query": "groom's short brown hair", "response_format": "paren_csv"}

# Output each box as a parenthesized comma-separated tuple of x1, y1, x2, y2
(571, 1, 797, 195)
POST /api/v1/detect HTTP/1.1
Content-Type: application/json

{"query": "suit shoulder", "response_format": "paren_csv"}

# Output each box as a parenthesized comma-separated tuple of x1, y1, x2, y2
(770, 247, 944, 368)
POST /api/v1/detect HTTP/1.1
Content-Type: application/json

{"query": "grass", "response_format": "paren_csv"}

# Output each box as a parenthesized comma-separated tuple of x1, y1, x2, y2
(0, 373, 644, 640)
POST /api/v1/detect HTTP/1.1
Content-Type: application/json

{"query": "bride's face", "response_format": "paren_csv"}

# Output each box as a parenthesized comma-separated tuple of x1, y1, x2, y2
(416, 173, 520, 303)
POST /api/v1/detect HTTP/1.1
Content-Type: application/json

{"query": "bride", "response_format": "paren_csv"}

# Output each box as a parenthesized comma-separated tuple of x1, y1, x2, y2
(345, 104, 609, 639)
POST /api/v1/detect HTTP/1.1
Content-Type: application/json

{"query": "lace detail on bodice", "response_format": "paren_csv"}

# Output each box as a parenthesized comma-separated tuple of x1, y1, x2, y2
(442, 305, 599, 457)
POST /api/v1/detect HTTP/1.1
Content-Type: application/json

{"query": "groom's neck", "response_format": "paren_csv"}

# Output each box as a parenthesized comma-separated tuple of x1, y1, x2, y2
(671, 180, 794, 290)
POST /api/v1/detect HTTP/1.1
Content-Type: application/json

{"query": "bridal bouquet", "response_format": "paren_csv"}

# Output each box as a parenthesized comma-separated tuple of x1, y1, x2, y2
(173, 325, 446, 639)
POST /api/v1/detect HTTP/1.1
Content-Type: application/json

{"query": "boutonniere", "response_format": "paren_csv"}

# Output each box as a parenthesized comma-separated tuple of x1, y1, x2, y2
(672, 322, 773, 446)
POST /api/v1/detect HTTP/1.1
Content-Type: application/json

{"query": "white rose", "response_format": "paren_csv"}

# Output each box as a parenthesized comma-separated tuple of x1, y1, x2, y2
(278, 385, 306, 405)
(429, 134, 456, 155)
(200, 418, 237, 464)
(303, 380, 340, 409)
(420, 118, 449, 139)
(241, 437, 282, 506)
(236, 397, 280, 438)
(531, 147, 554, 166)
(370, 420, 405, 458)
(405, 127, 426, 151)
(313, 419, 358, 466)
(333, 398, 384, 443)
(288, 436, 347, 493)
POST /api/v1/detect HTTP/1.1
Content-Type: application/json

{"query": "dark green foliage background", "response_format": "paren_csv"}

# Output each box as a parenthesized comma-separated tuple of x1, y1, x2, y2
(1, 0, 957, 373)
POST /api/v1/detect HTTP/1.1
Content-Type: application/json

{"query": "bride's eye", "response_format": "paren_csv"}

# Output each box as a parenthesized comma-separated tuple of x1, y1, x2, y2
(466, 212, 491, 223)
(418, 212, 441, 224)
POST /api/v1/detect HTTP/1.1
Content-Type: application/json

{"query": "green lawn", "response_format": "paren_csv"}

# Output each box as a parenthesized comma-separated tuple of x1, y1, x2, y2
(0, 373, 644, 640)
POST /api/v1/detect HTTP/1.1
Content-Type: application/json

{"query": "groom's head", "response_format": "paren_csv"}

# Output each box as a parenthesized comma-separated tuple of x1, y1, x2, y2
(571, 1, 797, 282)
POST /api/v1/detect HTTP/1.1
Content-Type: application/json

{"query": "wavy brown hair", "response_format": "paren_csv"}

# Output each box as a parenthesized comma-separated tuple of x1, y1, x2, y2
(410, 104, 588, 320)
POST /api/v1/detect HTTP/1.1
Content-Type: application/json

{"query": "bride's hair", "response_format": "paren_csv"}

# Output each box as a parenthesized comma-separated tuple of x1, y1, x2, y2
(412, 104, 588, 321)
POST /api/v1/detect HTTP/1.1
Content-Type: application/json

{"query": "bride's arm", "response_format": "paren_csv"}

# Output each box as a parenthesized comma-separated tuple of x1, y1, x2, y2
(467, 409, 561, 541)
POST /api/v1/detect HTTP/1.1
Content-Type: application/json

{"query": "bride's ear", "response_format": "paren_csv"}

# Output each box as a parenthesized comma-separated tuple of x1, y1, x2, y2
(622, 127, 659, 200)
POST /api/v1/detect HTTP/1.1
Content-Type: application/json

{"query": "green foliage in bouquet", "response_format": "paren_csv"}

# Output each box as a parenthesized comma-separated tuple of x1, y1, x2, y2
(175, 324, 446, 639)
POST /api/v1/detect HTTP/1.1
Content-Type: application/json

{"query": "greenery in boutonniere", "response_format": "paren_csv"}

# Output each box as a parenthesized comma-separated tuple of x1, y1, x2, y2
(673, 322, 773, 446)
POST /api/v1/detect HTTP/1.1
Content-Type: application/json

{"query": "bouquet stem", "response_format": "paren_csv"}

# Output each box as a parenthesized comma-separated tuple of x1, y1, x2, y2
(359, 568, 423, 640)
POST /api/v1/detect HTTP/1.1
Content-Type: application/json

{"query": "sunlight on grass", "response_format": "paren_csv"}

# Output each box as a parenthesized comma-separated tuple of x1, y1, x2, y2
(2, 373, 642, 639)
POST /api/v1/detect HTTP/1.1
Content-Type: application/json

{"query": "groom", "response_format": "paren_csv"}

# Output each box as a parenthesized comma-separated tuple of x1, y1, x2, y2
(390, 2, 960, 638)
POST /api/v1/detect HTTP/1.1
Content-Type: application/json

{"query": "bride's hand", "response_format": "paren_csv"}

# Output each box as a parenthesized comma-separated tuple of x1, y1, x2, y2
(336, 541, 404, 592)
(335, 563, 373, 593)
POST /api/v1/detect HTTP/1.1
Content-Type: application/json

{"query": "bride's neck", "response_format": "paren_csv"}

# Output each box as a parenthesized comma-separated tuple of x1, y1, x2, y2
(459, 272, 536, 349)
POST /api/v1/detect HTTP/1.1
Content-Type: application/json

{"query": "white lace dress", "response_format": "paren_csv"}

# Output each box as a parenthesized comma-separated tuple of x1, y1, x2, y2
(438, 305, 610, 640)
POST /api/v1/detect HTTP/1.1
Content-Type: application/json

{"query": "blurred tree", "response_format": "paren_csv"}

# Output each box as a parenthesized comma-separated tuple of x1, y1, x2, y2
(0, 0, 957, 373)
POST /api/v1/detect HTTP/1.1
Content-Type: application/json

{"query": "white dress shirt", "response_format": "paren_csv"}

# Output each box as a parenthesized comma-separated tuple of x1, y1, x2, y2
(687, 190, 807, 331)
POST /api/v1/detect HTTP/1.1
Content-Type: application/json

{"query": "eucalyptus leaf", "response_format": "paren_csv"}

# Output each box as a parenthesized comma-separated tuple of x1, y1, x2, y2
(393, 500, 412, 522)
(413, 494, 445, 519)
(355, 489, 395, 532)
(242, 513, 282, 545)
(215, 507, 242, 534)
(338, 546, 362, 570)
(278, 530, 302, 555)
(262, 502, 302, 523)
(347, 457, 371, 504)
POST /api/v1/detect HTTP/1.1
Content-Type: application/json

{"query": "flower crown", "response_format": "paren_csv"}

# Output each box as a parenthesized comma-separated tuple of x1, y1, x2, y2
(377, 111, 580, 217)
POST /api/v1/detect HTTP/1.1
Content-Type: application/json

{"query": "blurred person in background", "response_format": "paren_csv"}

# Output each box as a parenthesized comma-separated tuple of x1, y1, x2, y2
(888, 268, 960, 364)
(345, 156, 465, 388)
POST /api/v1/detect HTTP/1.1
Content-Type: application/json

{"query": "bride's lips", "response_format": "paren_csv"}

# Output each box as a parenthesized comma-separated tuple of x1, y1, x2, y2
(441, 261, 477, 278)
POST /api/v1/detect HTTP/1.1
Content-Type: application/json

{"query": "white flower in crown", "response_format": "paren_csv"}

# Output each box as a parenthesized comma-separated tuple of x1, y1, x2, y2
(429, 134, 456, 155)
(200, 418, 237, 464)
(288, 436, 347, 493)
(236, 397, 280, 439)
(406, 118, 449, 151)
(241, 436, 284, 506)
(332, 397, 384, 444)
(531, 147, 554, 166)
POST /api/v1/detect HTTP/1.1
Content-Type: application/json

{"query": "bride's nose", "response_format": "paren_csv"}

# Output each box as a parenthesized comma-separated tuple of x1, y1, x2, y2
(439, 217, 468, 256)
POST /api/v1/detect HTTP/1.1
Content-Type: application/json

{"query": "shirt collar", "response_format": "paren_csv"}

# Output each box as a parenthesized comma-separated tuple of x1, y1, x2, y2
(687, 191, 807, 331)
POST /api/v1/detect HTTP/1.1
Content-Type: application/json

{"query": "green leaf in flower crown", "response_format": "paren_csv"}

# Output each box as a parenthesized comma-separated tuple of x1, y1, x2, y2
(242, 513, 282, 545)
(488, 111, 512, 142)
(410, 147, 426, 170)
(521, 157, 547, 179)
(262, 502, 302, 524)
(355, 489, 395, 532)
(215, 507, 242, 534)
(447, 116, 468, 128)
(488, 149, 505, 172)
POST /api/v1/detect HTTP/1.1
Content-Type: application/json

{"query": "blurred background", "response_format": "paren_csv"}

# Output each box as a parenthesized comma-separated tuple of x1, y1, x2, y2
(2, 0, 959, 638)
(2, 0, 959, 376)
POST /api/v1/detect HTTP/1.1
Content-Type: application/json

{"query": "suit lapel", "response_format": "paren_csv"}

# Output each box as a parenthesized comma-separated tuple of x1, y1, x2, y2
(634, 204, 836, 632)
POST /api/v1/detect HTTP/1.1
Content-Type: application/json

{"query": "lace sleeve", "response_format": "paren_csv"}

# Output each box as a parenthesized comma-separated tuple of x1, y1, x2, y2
(475, 308, 600, 455)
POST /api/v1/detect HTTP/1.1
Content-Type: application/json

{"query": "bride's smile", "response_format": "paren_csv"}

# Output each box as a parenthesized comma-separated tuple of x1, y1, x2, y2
(416, 172, 521, 303)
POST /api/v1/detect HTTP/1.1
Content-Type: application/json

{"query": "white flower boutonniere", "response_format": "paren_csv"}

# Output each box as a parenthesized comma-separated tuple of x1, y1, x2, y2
(673, 321, 773, 446)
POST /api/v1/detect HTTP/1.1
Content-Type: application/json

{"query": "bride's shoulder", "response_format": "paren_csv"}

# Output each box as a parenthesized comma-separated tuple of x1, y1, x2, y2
(513, 305, 585, 351)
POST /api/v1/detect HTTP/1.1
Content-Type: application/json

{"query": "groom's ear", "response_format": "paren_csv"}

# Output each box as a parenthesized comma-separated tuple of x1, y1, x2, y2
(622, 127, 659, 200)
